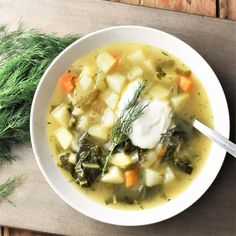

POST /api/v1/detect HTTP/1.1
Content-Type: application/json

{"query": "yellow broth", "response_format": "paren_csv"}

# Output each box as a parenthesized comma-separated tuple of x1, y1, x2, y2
(46, 42, 213, 210)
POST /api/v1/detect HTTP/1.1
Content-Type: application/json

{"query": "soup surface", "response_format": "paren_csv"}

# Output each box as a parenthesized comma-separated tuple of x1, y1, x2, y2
(47, 42, 213, 210)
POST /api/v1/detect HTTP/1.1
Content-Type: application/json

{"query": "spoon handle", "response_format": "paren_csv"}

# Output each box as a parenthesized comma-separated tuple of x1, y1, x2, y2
(193, 119, 236, 158)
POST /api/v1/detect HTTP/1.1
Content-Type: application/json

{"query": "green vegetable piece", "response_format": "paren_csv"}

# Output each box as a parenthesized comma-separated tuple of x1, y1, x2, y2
(160, 127, 184, 162)
(59, 153, 75, 175)
(175, 68, 192, 76)
(155, 67, 166, 79)
(174, 158, 193, 175)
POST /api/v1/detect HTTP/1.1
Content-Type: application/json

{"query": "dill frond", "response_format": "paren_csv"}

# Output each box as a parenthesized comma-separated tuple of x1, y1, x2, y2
(102, 80, 148, 174)
(0, 25, 78, 163)
(0, 176, 22, 206)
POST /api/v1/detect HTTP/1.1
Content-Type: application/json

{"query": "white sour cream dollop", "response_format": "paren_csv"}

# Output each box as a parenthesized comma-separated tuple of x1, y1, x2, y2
(117, 80, 171, 149)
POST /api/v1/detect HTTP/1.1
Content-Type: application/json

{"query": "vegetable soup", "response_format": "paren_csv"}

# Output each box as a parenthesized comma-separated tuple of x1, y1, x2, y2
(47, 42, 213, 210)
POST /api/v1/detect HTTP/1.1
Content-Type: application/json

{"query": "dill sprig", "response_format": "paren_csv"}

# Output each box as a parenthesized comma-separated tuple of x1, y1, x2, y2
(0, 25, 78, 163)
(0, 176, 22, 206)
(102, 80, 148, 175)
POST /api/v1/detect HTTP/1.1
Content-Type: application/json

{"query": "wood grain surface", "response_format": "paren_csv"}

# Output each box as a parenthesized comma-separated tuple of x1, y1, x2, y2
(114, 0, 216, 16)
(0, 0, 235, 235)
(111, 0, 236, 19)
(219, 0, 236, 19)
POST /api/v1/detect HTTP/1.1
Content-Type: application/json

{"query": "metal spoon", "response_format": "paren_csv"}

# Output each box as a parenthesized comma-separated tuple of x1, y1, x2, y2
(193, 119, 236, 158)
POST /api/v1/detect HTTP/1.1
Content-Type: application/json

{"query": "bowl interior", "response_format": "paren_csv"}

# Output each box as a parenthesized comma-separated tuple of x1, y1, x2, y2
(30, 26, 229, 226)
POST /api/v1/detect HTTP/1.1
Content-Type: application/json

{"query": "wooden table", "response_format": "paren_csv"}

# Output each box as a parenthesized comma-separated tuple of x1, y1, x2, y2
(0, 0, 235, 235)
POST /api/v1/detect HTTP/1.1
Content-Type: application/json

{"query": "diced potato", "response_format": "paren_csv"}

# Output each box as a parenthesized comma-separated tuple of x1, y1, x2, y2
(95, 70, 107, 90)
(77, 115, 89, 131)
(149, 84, 170, 101)
(110, 152, 132, 169)
(164, 167, 175, 184)
(171, 93, 190, 112)
(145, 168, 163, 187)
(55, 127, 73, 150)
(140, 150, 157, 168)
(72, 107, 83, 116)
(127, 50, 146, 64)
(127, 66, 143, 81)
(68, 153, 77, 165)
(102, 107, 117, 128)
(143, 59, 155, 73)
(102, 90, 120, 110)
(106, 73, 126, 94)
(88, 125, 109, 141)
(101, 166, 124, 184)
(79, 74, 94, 93)
(51, 104, 70, 128)
(96, 51, 116, 73)
(80, 65, 97, 77)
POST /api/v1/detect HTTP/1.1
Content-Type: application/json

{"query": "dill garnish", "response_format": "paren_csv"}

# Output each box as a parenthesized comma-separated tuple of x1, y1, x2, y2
(0, 176, 22, 206)
(0, 25, 78, 163)
(102, 80, 148, 175)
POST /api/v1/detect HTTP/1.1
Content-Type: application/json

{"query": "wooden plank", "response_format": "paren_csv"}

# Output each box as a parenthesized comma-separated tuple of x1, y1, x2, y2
(3, 228, 52, 236)
(110, 0, 216, 16)
(220, 0, 236, 20)
(3, 227, 9, 236)
(0, 0, 235, 235)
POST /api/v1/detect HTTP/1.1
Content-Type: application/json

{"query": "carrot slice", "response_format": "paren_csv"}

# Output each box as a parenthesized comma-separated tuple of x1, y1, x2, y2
(178, 76, 193, 92)
(158, 146, 167, 159)
(113, 55, 122, 66)
(59, 72, 75, 93)
(125, 169, 138, 188)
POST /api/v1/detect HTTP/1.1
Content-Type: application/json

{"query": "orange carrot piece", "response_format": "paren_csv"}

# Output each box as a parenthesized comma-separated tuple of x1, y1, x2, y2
(125, 169, 138, 188)
(178, 76, 193, 92)
(113, 55, 122, 66)
(59, 72, 75, 93)
(158, 146, 167, 159)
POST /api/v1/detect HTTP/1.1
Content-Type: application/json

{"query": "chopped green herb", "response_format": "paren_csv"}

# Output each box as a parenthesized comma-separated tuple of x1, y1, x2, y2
(102, 80, 148, 175)
(175, 68, 191, 76)
(161, 51, 169, 56)
(0, 176, 22, 206)
(155, 67, 166, 79)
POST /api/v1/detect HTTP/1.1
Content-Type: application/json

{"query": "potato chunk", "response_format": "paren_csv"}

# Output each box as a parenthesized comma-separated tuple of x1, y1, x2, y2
(79, 74, 94, 93)
(140, 150, 157, 168)
(164, 167, 175, 184)
(149, 84, 170, 101)
(127, 66, 143, 81)
(80, 65, 97, 77)
(143, 59, 155, 73)
(96, 51, 116, 73)
(102, 90, 120, 110)
(106, 73, 126, 94)
(171, 93, 190, 112)
(110, 153, 132, 169)
(102, 108, 117, 128)
(127, 50, 145, 64)
(51, 104, 70, 128)
(101, 166, 124, 184)
(145, 168, 163, 187)
(88, 125, 109, 141)
(55, 127, 73, 150)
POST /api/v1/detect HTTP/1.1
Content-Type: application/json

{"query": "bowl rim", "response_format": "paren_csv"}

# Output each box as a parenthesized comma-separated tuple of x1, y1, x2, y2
(30, 25, 230, 226)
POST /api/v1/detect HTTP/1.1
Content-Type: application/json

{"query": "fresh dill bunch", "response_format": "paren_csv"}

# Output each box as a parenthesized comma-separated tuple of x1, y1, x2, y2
(102, 80, 148, 175)
(0, 25, 78, 163)
(0, 176, 22, 206)
(111, 80, 148, 145)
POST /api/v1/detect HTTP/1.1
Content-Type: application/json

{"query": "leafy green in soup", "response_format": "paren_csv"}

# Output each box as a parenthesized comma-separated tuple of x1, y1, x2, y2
(46, 42, 213, 210)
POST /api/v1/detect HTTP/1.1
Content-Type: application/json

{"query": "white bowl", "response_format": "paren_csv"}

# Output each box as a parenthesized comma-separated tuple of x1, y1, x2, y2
(30, 26, 230, 226)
